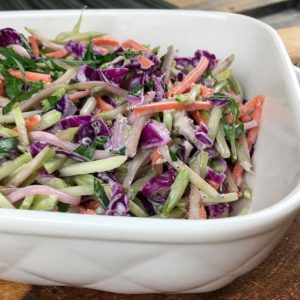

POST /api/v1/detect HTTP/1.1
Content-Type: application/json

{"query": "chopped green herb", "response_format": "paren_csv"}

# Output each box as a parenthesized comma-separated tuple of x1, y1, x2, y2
(169, 149, 178, 162)
(74, 145, 95, 160)
(94, 136, 108, 148)
(57, 202, 70, 212)
(0, 137, 18, 160)
(94, 178, 110, 208)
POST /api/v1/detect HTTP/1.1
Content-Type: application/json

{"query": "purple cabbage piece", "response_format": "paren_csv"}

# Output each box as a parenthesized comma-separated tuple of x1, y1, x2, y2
(209, 98, 231, 107)
(22, 84, 30, 93)
(75, 118, 110, 146)
(206, 203, 229, 218)
(151, 75, 164, 100)
(175, 49, 217, 74)
(102, 95, 117, 108)
(105, 182, 129, 216)
(64, 40, 86, 59)
(55, 95, 77, 117)
(139, 196, 157, 216)
(27, 141, 48, 157)
(128, 73, 148, 90)
(126, 94, 144, 104)
(205, 167, 226, 185)
(141, 169, 175, 197)
(203, 78, 214, 88)
(177, 72, 185, 81)
(195, 132, 213, 148)
(197, 122, 209, 135)
(178, 140, 194, 163)
(101, 67, 129, 84)
(110, 114, 127, 152)
(174, 57, 192, 70)
(0, 28, 22, 47)
(60, 115, 92, 129)
(76, 65, 108, 82)
(139, 120, 171, 149)
(193, 49, 217, 70)
(39, 169, 58, 177)
(205, 147, 219, 159)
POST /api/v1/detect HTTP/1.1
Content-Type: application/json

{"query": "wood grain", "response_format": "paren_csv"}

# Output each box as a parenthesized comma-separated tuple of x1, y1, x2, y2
(278, 26, 300, 65)
(166, 0, 287, 11)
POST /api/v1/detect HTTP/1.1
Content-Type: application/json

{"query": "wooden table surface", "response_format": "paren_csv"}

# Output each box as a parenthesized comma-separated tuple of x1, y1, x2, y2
(1, 10, 300, 300)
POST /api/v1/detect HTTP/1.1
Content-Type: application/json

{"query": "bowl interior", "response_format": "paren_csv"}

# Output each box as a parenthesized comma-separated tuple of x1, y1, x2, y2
(2, 10, 300, 214)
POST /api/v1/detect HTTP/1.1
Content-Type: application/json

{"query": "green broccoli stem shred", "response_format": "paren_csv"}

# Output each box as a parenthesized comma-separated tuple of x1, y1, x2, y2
(161, 169, 189, 216)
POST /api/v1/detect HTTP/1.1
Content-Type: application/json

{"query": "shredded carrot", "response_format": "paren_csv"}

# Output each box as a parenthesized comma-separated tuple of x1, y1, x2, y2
(247, 97, 264, 150)
(8, 70, 52, 83)
(151, 148, 162, 165)
(28, 35, 40, 57)
(208, 180, 220, 190)
(79, 206, 96, 215)
(92, 36, 120, 47)
(0, 80, 4, 96)
(84, 200, 100, 210)
(93, 45, 109, 55)
(46, 48, 69, 59)
(239, 95, 265, 119)
(232, 162, 243, 187)
(191, 111, 208, 125)
(133, 101, 212, 115)
(136, 55, 154, 69)
(68, 90, 90, 103)
(201, 86, 214, 97)
(96, 97, 114, 111)
(226, 113, 233, 125)
(169, 56, 209, 96)
(122, 39, 147, 51)
(199, 203, 207, 219)
(25, 115, 41, 131)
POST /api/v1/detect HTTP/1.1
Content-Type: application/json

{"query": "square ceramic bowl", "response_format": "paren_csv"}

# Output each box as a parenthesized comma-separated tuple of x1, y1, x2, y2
(0, 9, 300, 294)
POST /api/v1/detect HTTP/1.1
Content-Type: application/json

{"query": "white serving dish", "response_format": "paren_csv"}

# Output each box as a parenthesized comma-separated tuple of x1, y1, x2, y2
(0, 9, 300, 294)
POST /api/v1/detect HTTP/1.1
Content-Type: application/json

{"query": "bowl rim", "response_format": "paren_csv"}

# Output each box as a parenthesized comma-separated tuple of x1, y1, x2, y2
(0, 9, 300, 243)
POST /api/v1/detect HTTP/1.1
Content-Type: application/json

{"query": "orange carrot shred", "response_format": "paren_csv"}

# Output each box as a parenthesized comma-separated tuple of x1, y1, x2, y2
(0, 80, 4, 96)
(28, 35, 40, 57)
(169, 56, 209, 96)
(247, 97, 264, 150)
(8, 70, 51, 83)
(25, 115, 41, 131)
(191, 111, 208, 125)
(199, 203, 207, 219)
(92, 36, 120, 47)
(136, 55, 154, 69)
(133, 101, 212, 115)
(232, 162, 244, 187)
(200, 86, 214, 97)
(96, 97, 114, 112)
(46, 48, 69, 59)
(122, 39, 147, 51)
(208, 180, 220, 190)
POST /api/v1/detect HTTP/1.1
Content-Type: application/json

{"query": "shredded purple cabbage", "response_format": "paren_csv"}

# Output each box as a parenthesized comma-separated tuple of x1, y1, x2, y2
(139, 119, 171, 149)
(105, 182, 129, 216)
(0, 28, 22, 47)
(75, 119, 110, 146)
(141, 169, 175, 197)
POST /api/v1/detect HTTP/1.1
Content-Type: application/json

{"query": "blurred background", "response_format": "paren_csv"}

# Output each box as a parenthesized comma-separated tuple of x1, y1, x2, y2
(0, 0, 299, 28)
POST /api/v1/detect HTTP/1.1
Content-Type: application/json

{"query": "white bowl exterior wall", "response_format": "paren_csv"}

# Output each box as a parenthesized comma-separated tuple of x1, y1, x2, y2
(0, 221, 291, 293)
